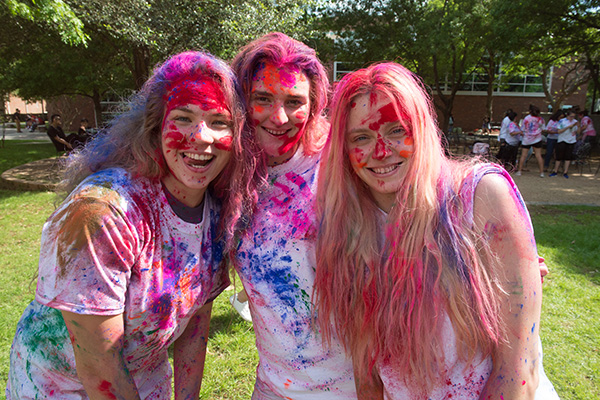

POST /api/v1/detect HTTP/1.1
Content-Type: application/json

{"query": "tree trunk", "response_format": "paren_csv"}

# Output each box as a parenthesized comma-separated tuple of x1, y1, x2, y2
(132, 45, 152, 90)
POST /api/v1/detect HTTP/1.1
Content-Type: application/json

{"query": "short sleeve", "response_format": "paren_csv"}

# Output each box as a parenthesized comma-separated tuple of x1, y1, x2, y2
(36, 196, 140, 315)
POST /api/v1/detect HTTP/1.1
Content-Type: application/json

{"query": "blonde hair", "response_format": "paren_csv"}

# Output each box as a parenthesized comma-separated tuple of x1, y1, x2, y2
(315, 63, 505, 391)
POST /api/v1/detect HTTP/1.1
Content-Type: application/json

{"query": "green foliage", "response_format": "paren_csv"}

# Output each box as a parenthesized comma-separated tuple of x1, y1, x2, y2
(5, 0, 88, 45)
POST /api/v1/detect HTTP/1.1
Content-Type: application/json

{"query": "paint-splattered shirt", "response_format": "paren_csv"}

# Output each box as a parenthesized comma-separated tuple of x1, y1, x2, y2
(522, 114, 545, 146)
(7, 168, 227, 399)
(236, 149, 357, 399)
(377, 164, 559, 400)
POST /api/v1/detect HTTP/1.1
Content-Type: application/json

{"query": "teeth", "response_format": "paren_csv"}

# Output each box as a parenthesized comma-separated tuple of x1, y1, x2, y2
(264, 127, 287, 136)
(371, 165, 398, 174)
(184, 153, 213, 161)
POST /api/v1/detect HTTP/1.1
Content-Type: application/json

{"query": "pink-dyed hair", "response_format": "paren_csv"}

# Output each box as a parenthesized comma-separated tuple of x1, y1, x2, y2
(231, 32, 330, 155)
(62, 51, 262, 248)
(315, 62, 505, 390)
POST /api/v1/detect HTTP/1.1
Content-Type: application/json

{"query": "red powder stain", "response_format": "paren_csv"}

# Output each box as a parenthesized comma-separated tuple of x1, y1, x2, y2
(165, 77, 227, 115)
(164, 129, 186, 150)
(373, 136, 390, 158)
(522, 380, 526, 385)
(284, 379, 292, 389)
(98, 381, 117, 400)
(277, 123, 306, 155)
(214, 135, 233, 151)
(369, 102, 398, 132)
(350, 101, 356, 108)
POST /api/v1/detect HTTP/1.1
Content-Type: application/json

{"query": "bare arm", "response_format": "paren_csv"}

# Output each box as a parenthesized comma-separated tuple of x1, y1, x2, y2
(62, 311, 140, 400)
(473, 174, 542, 400)
(173, 302, 213, 400)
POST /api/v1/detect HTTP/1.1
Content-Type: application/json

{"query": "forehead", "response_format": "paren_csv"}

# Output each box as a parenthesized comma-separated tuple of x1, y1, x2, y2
(251, 62, 310, 96)
(347, 93, 396, 128)
(165, 76, 228, 110)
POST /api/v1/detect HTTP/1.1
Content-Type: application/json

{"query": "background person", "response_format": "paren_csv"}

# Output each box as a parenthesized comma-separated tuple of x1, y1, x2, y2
(578, 109, 596, 147)
(550, 110, 579, 178)
(315, 62, 559, 399)
(7, 51, 259, 400)
(543, 109, 564, 171)
(516, 104, 545, 177)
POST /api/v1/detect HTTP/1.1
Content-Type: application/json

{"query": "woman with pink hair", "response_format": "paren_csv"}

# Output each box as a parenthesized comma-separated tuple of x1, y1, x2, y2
(230, 32, 357, 399)
(7, 51, 260, 399)
(315, 62, 559, 399)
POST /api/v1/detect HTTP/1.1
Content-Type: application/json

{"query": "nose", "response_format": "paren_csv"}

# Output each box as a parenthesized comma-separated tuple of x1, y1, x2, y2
(190, 122, 214, 144)
(270, 104, 289, 126)
(373, 137, 391, 160)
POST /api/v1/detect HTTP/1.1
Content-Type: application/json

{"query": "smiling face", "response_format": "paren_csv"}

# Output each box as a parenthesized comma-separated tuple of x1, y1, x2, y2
(346, 93, 414, 212)
(161, 77, 233, 207)
(249, 62, 311, 166)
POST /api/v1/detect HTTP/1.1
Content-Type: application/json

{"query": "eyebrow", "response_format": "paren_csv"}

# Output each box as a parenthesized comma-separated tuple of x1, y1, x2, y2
(251, 89, 308, 100)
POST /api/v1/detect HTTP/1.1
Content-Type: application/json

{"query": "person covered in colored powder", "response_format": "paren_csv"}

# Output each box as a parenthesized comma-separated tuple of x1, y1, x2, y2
(314, 62, 560, 399)
(230, 32, 357, 399)
(7, 51, 260, 399)
(516, 104, 546, 177)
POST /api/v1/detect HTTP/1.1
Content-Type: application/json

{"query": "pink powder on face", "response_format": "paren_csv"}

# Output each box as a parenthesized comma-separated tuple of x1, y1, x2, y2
(369, 102, 398, 132)
(276, 120, 307, 155)
(164, 128, 186, 150)
(214, 135, 233, 151)
(163, 76, 228, 130)
(349, 148, 367, 169)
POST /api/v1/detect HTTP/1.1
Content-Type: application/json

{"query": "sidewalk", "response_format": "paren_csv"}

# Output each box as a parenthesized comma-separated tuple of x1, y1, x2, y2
(1, 125, 51, 142)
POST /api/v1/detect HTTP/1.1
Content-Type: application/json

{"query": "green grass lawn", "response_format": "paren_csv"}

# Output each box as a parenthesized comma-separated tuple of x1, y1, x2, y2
(0, 144, 599, 399)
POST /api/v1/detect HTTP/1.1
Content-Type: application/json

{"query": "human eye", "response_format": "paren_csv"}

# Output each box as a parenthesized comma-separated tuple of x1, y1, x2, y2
(348, 133, 370, 144)
(389, 125, 406, 136)
(211, 118, 233, 130)
(252, 94, 271, 104)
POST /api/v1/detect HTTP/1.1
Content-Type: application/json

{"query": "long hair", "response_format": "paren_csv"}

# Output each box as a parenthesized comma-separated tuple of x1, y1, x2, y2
(315, 63, 505, 390)
(231, 32, 330, 155)
(61, 51, 261, 248)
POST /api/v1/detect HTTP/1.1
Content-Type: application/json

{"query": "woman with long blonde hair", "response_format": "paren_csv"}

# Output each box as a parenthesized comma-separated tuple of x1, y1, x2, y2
(315, 62, 558, 399)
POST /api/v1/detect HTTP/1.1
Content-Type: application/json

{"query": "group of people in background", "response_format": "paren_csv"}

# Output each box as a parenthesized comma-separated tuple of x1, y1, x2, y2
(497, 105, 596, 179)
(7, 32, 561, 400)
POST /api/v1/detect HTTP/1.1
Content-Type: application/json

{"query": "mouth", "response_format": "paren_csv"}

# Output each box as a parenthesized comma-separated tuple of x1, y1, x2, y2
(262, 127, 290, 137)
(368, 163, 401, 175)
(182, 152, 214, 168)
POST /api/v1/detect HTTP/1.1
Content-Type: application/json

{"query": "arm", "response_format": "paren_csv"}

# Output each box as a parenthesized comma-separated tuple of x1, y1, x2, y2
(473, 174, 542, 400)
(173, 302, 213, 400)
(62, 311, 141, 400)
(353, 358, 384, 400)
(55, 136, 74, 149)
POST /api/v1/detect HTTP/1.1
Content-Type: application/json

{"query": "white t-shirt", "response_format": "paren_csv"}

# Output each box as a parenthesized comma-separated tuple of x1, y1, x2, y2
(236, 149, 356, 399)
(377, 164, 559, 400)
(7, 168, 228, 400)
(499, 115, 511, 141)
(557, 118, 578, 144)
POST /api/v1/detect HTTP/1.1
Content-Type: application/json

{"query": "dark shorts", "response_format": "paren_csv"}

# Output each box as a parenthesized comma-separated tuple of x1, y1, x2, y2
(555, 142, 575, 161)
(520, 141, 543, 149)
